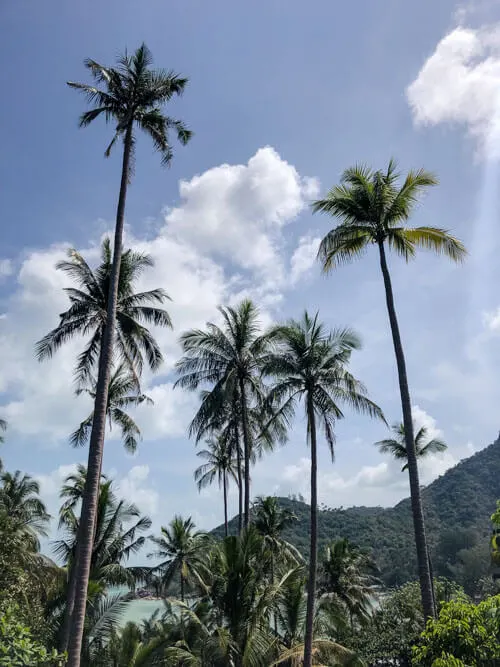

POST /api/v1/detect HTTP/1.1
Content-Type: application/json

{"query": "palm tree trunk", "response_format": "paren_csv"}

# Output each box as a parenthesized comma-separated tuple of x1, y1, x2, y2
(60, 560, 77, 652)
(235, 422, 243, 534)
(239, 378, 252, 529)
(304, 394, 318, 667)
(377, 241, 435, 620)
(67, 122, 134, 667)
(180, 573, 185, 602)
(223, 471, 228, 537)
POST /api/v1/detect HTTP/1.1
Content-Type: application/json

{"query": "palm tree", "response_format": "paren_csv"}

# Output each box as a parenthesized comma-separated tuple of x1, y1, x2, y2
(274, 571, 354, 667)
(148, 516, 209, 602)
(36, 238, 172, 388)
(194, 436, 238, 537)
(0, 470, 50, 549)
(52, 468, 151, 654)
(36, 238, 172, 661)
(318, 538, 378, 626)
(0, 419, 6, 471)
(71, 362, 153, 453)
(262, 312, 384, 667)
(254, 496, 302, 635)
(176, 300, 279, 529)
(312, 161, 466, 619)
(60, 44, 191, 665)
(375, 421, 447, 472)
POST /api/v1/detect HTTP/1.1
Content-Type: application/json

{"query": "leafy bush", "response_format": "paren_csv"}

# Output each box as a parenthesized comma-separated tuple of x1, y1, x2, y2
(413, 595, 500, 666)
(0, 604, 65, 666)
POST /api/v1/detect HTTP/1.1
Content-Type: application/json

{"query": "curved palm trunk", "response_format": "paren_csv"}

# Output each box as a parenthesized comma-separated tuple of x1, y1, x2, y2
(303, 394, 318, 667)
(67, 123, 134, 667)
(377, 241, 434, 620)
(223, 471, 229, 537)
(60, 560, 77, 652)
(239, 378, 252, 529)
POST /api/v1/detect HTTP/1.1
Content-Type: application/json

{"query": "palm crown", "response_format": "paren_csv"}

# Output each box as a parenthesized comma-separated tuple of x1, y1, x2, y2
(71, 362, 153, 453)
(263, 312, 384, 455)
(194, 436, 238, 492)
(36, 238, 172, 387)
(375, 422, 448, 472)
(313, 160, 466, 270)
(67, 43, 192, 166)
(0, 471, 50, 549)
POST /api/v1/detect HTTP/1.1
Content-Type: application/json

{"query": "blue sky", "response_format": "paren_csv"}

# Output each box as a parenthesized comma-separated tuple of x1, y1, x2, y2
(1, 0, 500, 540)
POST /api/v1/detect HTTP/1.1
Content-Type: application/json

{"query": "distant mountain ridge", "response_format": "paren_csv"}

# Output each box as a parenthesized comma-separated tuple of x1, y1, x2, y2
(212, 434, 500, 586)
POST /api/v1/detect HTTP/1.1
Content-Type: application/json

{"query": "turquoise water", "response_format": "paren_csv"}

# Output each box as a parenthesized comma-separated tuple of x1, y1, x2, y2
(119, 598, 165, 625)
(110, 587, 165, 626)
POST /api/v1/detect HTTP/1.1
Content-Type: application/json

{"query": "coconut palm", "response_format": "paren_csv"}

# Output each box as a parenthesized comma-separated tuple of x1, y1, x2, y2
(194, 436, 238, 537)
(0, 470, 50, 549)
(375, 422, 447, 472)
(60, 44, 191, 664)
(318, 538, 378, 626)
(312, 161, 466, 619)
(71, 362, 153, 454)
(176, 300, 280, 530)
(36, 238, 172, 388)
(148, 516, 209, 602)
(262, 312, 384, 667)
(37, 239, 170, 656)
(273, 571, 354, 667)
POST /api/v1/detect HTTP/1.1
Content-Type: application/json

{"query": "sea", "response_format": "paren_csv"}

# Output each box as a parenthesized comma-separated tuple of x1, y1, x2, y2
(111, 587, 165, 626)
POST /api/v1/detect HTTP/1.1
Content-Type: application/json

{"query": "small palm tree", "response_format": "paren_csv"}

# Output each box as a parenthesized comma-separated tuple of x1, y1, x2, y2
(62, 45, 191, 665)
(176, 300, 278, 530)
(148, 516, 209, 602)
(194, 436, 238, 537)
(319, 538, 378, 626)
(71, 362, 153, 454)
(262, 312, 384, 667)
(376, 422, 447, 472)
(312, 161, 466, 620)
(0, 470, 50, 549)
(0, 419, 6, 471)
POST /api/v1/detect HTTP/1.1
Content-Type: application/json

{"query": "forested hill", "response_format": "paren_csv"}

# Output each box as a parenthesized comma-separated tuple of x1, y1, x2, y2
(212, 434, 500, 588)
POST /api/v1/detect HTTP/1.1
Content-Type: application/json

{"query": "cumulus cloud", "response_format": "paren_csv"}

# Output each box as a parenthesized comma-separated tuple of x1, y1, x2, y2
(0, 147, 316, 445)
(407, 24, 500, 157)
(114, 465, 159, 517)
(289, 236, 321, 285)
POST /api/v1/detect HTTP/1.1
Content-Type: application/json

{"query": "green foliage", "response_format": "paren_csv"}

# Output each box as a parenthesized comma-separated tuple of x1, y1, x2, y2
(0, 604, 65, 666)
(413, 595, 500, 666)
(491, 500, 500, 527)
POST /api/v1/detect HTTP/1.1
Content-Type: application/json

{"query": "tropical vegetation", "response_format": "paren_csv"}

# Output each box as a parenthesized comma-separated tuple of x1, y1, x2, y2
(2, 37, 497, 667)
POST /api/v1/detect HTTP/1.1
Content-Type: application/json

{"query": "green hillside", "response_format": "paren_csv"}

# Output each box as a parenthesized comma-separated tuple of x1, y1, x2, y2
(212, 434, 500, 588)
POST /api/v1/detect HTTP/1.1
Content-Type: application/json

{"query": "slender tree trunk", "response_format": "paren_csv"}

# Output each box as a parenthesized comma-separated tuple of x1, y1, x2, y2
(239, 378, 252, 529)
(223, 471, 228, 537)
(235, 422, 243, 534)
(67, 123, 134, 667)
(304, 394, 318, 667)
(60, 560, 77, 652)
(180, 573, 185, 602)
(377, 241, 435, 620)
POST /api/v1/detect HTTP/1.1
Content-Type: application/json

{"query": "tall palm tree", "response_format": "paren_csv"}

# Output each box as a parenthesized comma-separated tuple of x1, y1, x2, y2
(61, 44, 191, 665)
(0, 419, 6, 471)
(262, 312, 384, 667)
(312, 161, 466, 619)
(176, 300, 280, 529)
(375, 422, 447, 472)
(36, 239, 172, 662)
(194, 436, 238, 537)
(71, 362, 153, 453)
(148, 515, 209, 602)
(0, 470, 50, 549)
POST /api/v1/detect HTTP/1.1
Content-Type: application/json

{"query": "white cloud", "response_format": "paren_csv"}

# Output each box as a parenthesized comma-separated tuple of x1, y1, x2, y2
(115, 465, 159, 517)
(483, 305, 500, 331)
(407, 24, 500, 157)
(0, 147, 315, 445)
(289, 236, 321, 285)
(165, 146, 318, 279)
